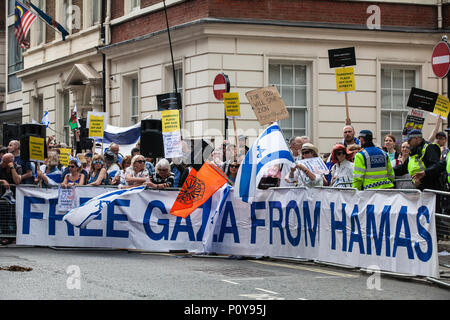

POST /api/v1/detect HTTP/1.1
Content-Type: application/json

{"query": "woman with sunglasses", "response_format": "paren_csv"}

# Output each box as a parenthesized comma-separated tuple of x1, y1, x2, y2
(285, 143, 324, 187)
(61, 159, 85, 188)
(226, 160, 240, 184)
(87, 154, 110, 186)
(124, 155, 150, 188)
(330, 144, 354, 188)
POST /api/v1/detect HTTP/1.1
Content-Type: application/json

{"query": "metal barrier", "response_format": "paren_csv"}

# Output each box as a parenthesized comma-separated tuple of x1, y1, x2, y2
(0, 200, 16, 239)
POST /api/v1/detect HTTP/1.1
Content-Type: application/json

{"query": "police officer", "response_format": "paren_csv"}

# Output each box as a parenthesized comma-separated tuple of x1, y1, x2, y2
(352, 130, 394, 190)
(393, 129, 442, 191)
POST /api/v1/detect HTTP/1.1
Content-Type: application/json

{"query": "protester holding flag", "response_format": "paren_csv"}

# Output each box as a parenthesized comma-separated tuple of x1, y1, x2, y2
(36, 151, 62, 187)
(61, 159, 85, 188)
(285, 143, 325, 187)
(234, 122, 294, 203)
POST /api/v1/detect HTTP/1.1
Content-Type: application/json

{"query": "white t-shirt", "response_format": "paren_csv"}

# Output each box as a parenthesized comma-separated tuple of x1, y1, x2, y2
(330, 159, 354, 187)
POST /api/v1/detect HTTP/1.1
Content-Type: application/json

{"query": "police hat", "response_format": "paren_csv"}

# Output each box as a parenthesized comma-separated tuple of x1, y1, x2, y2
(406, 129, 422, 141)
(358, 130, 373, 139)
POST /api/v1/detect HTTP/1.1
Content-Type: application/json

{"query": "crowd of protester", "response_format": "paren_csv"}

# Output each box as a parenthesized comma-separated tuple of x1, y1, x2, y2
(0, 122, 449, 245)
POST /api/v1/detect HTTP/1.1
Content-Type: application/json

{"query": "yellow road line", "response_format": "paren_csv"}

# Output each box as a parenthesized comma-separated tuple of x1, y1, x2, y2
(250, 260, 358, 278)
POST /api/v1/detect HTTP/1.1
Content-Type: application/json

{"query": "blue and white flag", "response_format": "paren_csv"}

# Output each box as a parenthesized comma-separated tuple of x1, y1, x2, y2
(234, 122, 294, 203)
(95, 123, 141, 157)
(63, 185, 146, 228)
(41, 111, 50, 128)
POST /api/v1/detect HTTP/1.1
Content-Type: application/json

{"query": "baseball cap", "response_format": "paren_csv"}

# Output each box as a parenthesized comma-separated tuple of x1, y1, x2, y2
(436, 131, 447, 138)
(358, 130, 373, 139)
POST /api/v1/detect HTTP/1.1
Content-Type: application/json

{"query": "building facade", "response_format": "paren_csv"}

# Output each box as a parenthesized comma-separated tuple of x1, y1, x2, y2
(3, 0, 450, 154)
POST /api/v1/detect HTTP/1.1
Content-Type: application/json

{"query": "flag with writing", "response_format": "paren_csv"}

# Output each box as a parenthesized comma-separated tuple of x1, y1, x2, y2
(14, 1, 37, 49)
(170, 162, 228, 218)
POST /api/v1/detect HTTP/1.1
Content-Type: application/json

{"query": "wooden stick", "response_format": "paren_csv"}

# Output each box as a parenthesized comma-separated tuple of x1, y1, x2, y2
(345, 92, 351, 125)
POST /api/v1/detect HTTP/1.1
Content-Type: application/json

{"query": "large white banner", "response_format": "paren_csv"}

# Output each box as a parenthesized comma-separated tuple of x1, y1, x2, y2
(15, 186, 439, 278)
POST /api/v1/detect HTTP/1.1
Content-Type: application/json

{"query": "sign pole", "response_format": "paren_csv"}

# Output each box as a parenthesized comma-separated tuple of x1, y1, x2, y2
(345, 92, 350, 125)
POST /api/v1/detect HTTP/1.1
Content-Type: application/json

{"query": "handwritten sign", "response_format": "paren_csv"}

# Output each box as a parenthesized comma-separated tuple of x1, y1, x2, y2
(223, 92, 241, 118)
(245, 86, 289, 125)
(29, 136, 45, 162)
(335, 67, 355, 92)
(298, 157, 330, 175)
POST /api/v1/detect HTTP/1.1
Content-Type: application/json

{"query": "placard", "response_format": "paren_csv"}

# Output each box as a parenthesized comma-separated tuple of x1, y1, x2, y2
(335, 67, 356, 92)
(163, 131, 183, 159)
(161, 109, 180, 133)
(328, 47, 356, 68)
(245, 86, 289, 125)
(59, 148, 72, 167)
(157, 92, 182, 111)
(223, 92, 241, 118)
(29, 136, 45, 162)
(433, 94, 450, 119)
(407, 87, 438, 113)
(298, 157, 330, 175)
(403, 115, 425, 135)
(87, 112, 107, 138)
(57, 187, 76, 212)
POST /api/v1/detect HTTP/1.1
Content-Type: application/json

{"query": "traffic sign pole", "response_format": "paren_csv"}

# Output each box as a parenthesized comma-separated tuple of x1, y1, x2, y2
(213, 73, 230, 143)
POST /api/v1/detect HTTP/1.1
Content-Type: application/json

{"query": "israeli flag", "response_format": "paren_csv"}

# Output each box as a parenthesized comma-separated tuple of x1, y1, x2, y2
(234, 122, 294, 203)
(41, 111, 50, 128)
(63, 185, 146, 228)
(95, 123, 141, 156)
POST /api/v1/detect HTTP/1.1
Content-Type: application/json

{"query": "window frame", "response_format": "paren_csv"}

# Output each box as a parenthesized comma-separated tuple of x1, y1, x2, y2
(7, 25, 23, 93)
(268, 60, 310, 141)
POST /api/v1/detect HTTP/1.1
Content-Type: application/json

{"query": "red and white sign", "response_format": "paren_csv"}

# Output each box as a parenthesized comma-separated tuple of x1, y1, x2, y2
(213, 73, 230, 100)
(432, 41, 450, 78)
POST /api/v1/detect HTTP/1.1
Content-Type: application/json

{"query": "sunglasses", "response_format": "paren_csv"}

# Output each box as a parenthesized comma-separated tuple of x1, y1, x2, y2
(302, 150, 312, 155)
(135, 160, 145, 164)
(68, 165, 76, 168)
(335, 151, 346, 156)
(230, 164, 240, 168)
(93, 160, 104, 165)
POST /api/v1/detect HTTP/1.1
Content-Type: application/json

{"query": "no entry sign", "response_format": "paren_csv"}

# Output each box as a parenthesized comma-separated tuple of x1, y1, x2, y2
(213, 73, 230, 100)
(432, 41, 450, 78)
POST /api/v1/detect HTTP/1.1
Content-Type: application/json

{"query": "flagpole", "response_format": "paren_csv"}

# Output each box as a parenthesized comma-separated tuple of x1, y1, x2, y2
(206, 159, 234, 186)
(163, 0, 177, 93)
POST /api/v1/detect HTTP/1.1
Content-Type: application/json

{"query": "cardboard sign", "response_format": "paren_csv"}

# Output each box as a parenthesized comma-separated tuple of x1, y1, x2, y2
(298, 157, 330, 175)
(328, 47, 356, 68)
(161, 109, 180, 133)
(245, 86, 289, 126)
(335, 67, 355, 92)
(223, 92, 241, 118)
(59, 148, 72, 167)
(29, 136, 45, 162)
(87, 112, 107, 138)
(157, 92, 182, 111)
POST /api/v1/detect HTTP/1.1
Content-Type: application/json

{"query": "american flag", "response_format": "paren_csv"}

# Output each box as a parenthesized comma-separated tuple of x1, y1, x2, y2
(14, 1, 37, 49)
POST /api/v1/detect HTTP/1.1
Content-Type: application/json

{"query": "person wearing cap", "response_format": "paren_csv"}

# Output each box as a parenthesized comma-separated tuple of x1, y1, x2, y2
(285, 143, 325, 187)
(352, 130, 394, 191)
(393, 129, 442, 191)
(435, 131, 449, 161)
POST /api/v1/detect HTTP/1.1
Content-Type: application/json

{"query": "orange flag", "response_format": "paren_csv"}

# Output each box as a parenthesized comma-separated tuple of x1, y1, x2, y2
(170, 161, 228, 218)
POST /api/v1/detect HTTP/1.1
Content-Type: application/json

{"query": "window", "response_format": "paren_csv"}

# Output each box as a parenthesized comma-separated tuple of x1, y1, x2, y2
(131, 0, 140, 11)
(91, 0, 101, 25)
(130, 78, 139, 125)
(30, 0, 46, 46)
(8, 0, 15, 15)
(63, 92, 71, 145)
(381, 68, 416, 143)
(269, 63, 308, 140)
(7, 26, 23, 92)
(34, 96, 44, 123)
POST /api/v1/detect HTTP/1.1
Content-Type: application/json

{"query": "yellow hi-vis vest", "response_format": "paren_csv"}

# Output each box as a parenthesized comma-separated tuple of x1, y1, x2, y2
(352, 147, 394, 190)
(447, 154, 450, 184)
(407, 142, 438, 184)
